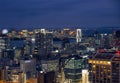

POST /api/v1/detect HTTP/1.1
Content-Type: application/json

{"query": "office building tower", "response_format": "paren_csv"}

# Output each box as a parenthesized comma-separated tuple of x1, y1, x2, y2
(100, 34, 112, 48)
(20, 59, 36, 78)
(76, 29, 82, 43)
(0, 34, 9, 58)
(89, 50, 120, 83)
(35, 29, 53, 56)
(114, 30, 120, 47)
(62, 54, 86, 83)
(94, 31, 101, 46)
(82, 69, 89, 83)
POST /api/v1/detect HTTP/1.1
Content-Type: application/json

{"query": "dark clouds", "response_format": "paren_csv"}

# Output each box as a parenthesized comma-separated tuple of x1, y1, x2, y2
(0, 0, 120, 29)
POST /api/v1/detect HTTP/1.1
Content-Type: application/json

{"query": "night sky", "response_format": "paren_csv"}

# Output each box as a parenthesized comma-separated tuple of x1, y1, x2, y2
(0, 0, 120, 29)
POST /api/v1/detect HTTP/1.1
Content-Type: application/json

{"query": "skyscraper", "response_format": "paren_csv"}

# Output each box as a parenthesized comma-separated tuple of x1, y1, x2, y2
(0, 34, 9, 58)
(20, 59, 36, 78)
(82, 69, 89, 83)
(61, 54, 86, 83)
(114, 30, 120, 47)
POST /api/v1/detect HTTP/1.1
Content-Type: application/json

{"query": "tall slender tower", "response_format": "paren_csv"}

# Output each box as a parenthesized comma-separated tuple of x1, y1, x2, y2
(76, 29, 82, 43)
(82, 69, 89, 83)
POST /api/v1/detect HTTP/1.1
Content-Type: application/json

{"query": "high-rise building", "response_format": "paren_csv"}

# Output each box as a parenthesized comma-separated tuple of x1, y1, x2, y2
(24, 38, 32, 55)
(0, 68, 4, 81)
(89, 50, 120, 83)
(114, 30, 120, 47)
(0, 34, 9, 58)
(76, 29, 82, 43)
(35, 29, 53, 56)
(100, 34, 112, 48)
(82, 69, 89, 83)
(61, 54, 86, 83)
(20, 59, 36, 78)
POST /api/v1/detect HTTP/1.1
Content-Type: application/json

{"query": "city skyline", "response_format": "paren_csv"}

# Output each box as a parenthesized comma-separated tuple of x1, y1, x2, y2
(0, 0, 120, 29)
(0, 28, 120, 83)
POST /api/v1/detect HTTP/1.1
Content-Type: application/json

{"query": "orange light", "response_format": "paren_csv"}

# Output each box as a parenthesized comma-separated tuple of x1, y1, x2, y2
(88, 60, 92, 63)
(107, 61, 111, 65)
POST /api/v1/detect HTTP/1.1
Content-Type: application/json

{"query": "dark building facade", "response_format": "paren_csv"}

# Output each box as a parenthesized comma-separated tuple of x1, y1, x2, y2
(114, 30, 120, 46)
(37, 71, 55, 83)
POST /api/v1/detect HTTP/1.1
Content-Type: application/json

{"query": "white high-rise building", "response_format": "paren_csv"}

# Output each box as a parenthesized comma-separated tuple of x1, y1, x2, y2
(76, 29, 82, 43)
(82, 69, 89, 83)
